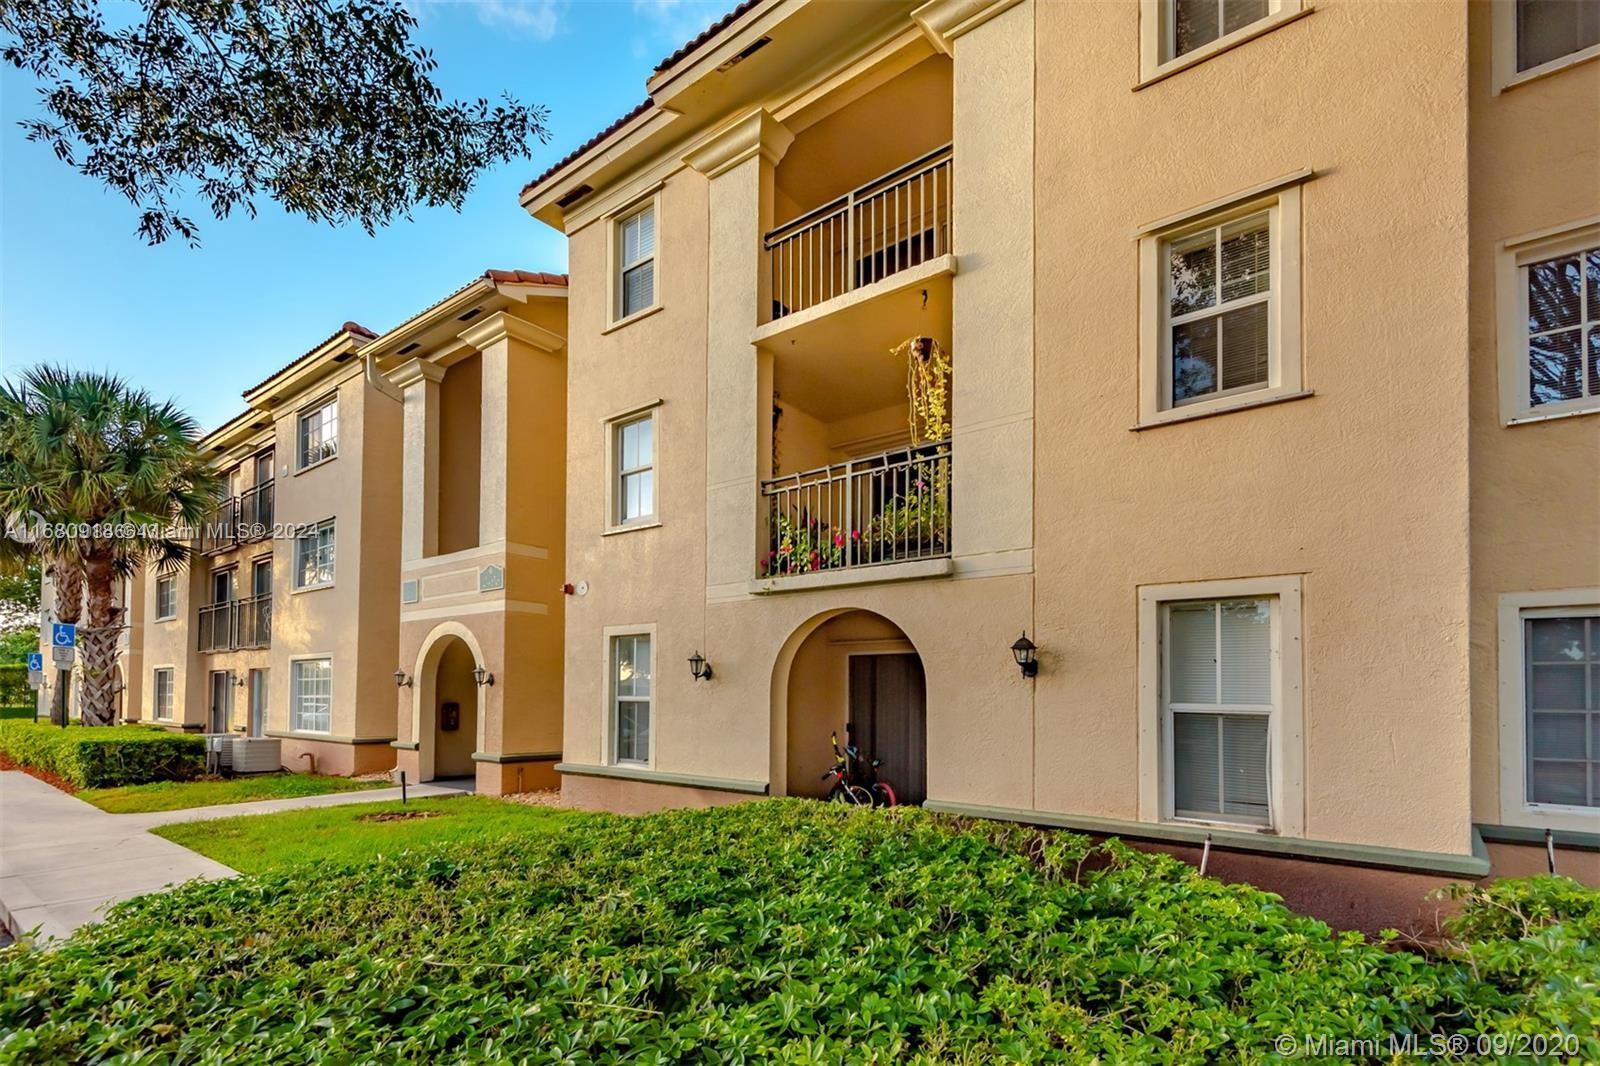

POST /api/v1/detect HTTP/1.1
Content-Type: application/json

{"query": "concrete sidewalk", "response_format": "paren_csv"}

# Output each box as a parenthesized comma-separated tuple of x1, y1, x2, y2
(0, 772, 470, 943)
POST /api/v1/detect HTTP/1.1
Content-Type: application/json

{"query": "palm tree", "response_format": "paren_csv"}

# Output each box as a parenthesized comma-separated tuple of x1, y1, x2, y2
(0, 367, 220, 725)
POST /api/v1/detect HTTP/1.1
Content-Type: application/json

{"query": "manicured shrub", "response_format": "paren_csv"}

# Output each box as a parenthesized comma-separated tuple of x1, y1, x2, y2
(0, 721, 203, 788)
(1, 802, 1596, 1062)
(0, 664, 30, 709)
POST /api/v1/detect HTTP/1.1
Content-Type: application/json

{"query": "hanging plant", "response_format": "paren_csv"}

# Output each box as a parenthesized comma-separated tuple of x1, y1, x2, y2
(890, 335, 951, 445)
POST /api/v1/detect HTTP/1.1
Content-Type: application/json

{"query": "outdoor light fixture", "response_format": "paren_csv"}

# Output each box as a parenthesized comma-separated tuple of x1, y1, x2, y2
(393, 670, 412, 688)
(687, 650, 713, 681)
(1010, 632, 1038, 678)
(472, 666, 495, 687)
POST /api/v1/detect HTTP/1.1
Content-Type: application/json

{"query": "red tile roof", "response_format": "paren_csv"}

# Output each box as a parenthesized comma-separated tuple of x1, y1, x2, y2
(241, 322, 375, 397)
(484, 269, 568, 286)
(520, 0, 765, 198)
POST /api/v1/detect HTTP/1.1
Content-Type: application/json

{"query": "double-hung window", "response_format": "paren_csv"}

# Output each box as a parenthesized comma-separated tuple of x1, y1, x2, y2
(1523, 613, 1599, 810)
(293, 520, 335, 590)
(1497, 221, 1600, 422)
(291, 658, 332, 734)
(297, 398, 338, 468)
(1163, 597, 1278, 827)
(1496, 0, 1600, 90)
(611, 633, 652, 765)
(155, 576, 177, 621)
(1141, 0, 1305, 82)
(153, 668, 174, 721)
(616, 204, 656, 320)
(613, 413, 656, 526)
(1140, 181, 1304, 425)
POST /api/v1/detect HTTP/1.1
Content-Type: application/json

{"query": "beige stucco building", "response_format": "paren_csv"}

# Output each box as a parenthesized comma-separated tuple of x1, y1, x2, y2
(519, 0, 1598, 919)
(128, 324, 406, 775)
(369, 271, 570, 796)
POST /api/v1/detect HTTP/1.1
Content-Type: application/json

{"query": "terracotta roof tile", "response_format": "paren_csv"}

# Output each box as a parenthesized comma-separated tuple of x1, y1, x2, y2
(484, 269, 568, 286)
(652, 0, 762, 74)
(241, 322, 375, 397)
(521, 99, 653, 197)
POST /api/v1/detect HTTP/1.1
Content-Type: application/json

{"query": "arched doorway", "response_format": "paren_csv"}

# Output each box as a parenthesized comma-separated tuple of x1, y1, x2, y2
(412, 624, 485, 783)
(772, 610, 927, 805)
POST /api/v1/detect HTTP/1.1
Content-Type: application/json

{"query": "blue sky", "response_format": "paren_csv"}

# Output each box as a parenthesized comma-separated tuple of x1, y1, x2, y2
(0, 0, 728, 430)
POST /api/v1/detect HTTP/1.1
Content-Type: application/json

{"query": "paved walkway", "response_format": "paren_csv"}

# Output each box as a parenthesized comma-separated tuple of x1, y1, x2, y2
(0, 772, 470, 943)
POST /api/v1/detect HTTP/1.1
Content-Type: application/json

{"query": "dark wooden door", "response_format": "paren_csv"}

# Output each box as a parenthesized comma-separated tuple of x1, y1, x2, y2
(849, 653, 927, 805)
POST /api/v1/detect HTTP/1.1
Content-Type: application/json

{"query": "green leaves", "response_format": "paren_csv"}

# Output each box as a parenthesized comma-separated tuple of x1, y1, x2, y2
(0, 0, 550, 245)
(0, 720, 205, 787)
(0, 801, 1595, 1062)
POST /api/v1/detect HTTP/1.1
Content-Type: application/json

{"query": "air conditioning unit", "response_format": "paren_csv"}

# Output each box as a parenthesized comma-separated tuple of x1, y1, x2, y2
(202, 733, 234, 774)
(231, 737, 283, 774)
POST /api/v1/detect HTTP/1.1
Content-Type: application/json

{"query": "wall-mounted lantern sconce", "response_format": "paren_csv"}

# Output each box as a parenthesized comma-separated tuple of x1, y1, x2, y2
(1010, 632, 1038, 678)
(233, 674, 246, 688)
(393, 670, 413, 688)
(472, 666, 495, 687)
(688, 650, 714, 681)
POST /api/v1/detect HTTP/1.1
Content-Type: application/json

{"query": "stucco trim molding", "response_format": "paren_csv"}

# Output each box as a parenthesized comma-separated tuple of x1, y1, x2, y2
(682, 108, 794, 179)
(388, 358, 446, 390)
(748, 557, 954, 595)
(472, 750, 562, 764)
(924, 800, 1491, 877)
(390, 740, 421, 751)
(265, 731, 398, 745)
(1476, 823, 1600, 853)
(458, 311, 565, 354)
(555, 762, 770, 795)
(913, 0, 1024, 55)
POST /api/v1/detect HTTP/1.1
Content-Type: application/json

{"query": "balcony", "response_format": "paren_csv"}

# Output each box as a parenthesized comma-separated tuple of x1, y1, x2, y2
(197, 595, 272, 653)
(761, 439, 950, 581)
(766, 144, 951, 322)
(202, 480, 274, 553)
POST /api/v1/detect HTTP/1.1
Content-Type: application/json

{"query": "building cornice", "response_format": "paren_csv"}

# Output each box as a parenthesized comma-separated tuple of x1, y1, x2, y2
(912, 0, 1023, 54)
(388, 358, 446, 390)
(682, 108, 794, 179)
(458, 311, 565, 353)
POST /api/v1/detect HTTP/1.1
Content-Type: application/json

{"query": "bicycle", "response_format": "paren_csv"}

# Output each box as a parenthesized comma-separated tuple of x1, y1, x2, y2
(821, 727, 898, 807)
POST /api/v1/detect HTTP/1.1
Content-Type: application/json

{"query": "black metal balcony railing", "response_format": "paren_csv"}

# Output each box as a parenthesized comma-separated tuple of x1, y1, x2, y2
(765, 144, 952, 320)
(203, 480, 274, 552)
(197, 595, 272, 653)
(760, 439, 951, 578)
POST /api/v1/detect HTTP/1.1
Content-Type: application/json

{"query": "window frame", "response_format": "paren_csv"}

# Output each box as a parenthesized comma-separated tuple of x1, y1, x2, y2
(1138, 179, 1306, 427)
(609, 193, 662, 328)
(1492, 0, 1600, 94)
(1496, 589, 1600, 832)
(1137, 0, 1308, 87)
(154, 575, 178, 621)
(295, 395, 339, 471)
(605, 624, 656, 768)
(1138, 574, 1304, 836)
(152, 666, 175, 721)
(291, 519, 336, 591)
(1495, 217, 1600, 425)
(289, 655, 334, 735)
(606, 406, 660, 531)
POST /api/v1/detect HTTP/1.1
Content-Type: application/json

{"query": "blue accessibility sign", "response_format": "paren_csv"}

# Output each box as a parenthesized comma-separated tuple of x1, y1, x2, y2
(51, 622, 76, 648)
(26, 652, 43, 672)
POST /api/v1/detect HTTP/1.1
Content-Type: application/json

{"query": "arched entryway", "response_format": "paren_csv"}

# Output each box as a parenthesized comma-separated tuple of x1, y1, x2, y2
(771, 609, 927, 805)
(411, 623, 486, 783)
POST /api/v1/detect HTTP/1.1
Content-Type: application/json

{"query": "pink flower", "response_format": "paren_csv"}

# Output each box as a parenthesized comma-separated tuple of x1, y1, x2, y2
(833, 533, 844, 548)
(850, 529, 860, 540)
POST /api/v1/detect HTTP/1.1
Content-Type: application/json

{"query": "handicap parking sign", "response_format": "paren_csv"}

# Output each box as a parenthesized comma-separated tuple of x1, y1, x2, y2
(27, 652, 43, 672)
(51, 622, 76, 648)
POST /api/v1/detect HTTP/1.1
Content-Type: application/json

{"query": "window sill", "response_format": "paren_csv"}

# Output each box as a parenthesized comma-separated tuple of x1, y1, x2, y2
(1135, 6, 1314, 91)
(290, 581, 335, 595)
(602, 304, 663, 335)
(749, 557, 953, 595)
(293, 455, 338, 477)
(1493, 805, 1600, 836)
(1494, 43, 1600, 94)
(602, 519, 661, 537)
(1131, 389, 1314, 431)
(1504, 403, 1598, 427)
(154, 615, 177, 624)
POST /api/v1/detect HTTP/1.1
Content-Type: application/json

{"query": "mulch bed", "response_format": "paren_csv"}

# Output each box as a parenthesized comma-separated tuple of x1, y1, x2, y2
(357, 810, 443, 823)
(0, 752, 78, 794)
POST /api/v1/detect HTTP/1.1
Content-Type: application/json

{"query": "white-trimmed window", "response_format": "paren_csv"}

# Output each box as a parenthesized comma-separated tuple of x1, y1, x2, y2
(1497, 591, 1600, 831)
(153, 668, 174, 721)
(293, 520, 335, 589)
(1139, 576, 1303, 834)
(1139, 0, 1305, 82)
(611, 633, 652, 765)
(297, 397, 338, 468)
(1138, 179, 1304, 426)
(613, 413, 656, 527)
(155, 576, 177, 621)
(1497, 220, 1600, 423)
(1494, 0, 1600, 92)
(616, 203, 656, 320)
(290, 658, 332, 734)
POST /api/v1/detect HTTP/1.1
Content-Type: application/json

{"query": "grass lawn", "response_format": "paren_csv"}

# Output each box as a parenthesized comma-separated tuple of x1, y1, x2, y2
(79, 773, 391, 814)
(5, 801, 1595, 1062)
(152, 794, 583, 874)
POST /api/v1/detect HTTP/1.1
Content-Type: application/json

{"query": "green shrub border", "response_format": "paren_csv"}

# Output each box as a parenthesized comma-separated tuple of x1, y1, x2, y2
(0, 721, 204, 788)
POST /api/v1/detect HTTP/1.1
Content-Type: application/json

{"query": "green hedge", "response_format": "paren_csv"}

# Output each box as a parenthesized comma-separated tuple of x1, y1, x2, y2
(0, 721, 204, 788)
(0, 801, 1594, 1062)
(0, 664, 29, 710)
(0, 706, 36, 721)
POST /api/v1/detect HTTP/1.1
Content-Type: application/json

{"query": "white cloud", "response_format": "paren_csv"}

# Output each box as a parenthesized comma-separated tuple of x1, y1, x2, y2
(472, 0, 568, 41)
(631, 0, 729, 51)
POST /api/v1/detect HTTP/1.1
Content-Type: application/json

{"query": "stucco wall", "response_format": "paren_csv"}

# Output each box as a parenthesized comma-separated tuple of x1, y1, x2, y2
(1030, 0, 1474, 855)
(1464, 1, 1600, 825)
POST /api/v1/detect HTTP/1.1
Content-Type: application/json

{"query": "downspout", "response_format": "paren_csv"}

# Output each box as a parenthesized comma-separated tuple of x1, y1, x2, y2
(366, 352, 404, 403)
